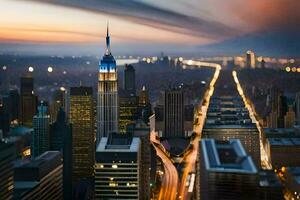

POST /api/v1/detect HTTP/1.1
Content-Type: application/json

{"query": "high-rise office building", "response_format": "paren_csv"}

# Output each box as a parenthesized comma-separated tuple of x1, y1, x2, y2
(32, 103, 50, 157)
(97, 24, 118, 142)
(0, 141, 15, 200)
(138, 86, 152, 124)
(119, 91, 138, 133)
(124, 64, 136, 95)
(0, 65, 9, 93)
(50, 108, 73, 200)
(95, 133, 142, 199)
(246, 50, 256, 68)
(9, 89, 20, 121)
(198, 139, 258, 200)
(20, 75, 37, 126)
(14, 151, 63, 200)
(49, 87, 67, 122)
(267, 87, 288, 128)
(295, 92, 300, 125)
(163, 87, 184, 137)
(0, 96, 10, 136)
(69, 87, 95, 183)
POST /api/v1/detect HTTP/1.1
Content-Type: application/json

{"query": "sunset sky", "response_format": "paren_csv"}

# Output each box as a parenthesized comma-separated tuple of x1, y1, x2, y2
(0, 0, 299, 55)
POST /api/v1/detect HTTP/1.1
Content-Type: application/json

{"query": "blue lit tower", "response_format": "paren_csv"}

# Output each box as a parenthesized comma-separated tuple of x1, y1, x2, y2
(97, 24, 118, 143)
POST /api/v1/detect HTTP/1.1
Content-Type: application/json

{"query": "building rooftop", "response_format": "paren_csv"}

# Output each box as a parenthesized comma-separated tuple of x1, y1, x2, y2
(96, 133, 140, 152)
(14, 151, 62, 181)
(201, 139, 257, 174)
(268, 138, 300, 146)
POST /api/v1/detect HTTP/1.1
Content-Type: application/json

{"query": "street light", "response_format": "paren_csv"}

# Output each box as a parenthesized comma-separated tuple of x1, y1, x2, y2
(48, 66, 53, 73)
(28, 66, 34, 72)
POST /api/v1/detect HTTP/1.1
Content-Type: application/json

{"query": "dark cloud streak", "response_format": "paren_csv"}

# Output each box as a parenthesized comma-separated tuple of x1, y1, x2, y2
(24, 0, 239, 40)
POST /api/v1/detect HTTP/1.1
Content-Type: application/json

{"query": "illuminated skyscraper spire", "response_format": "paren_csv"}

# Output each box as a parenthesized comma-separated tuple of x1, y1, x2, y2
(97, 23, 118, 143)
(105, 22, 111, 55)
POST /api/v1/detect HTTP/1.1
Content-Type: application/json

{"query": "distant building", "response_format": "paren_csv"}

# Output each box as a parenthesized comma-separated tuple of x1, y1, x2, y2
(50, 108, 73, 200)
(260, 58, 266, 68)
(124, 64, 136, 95)
(97, 24, 119, 142)
(295, 92, 300, 125)
(0, 65, 9, 93)
(202, 96, 261, 167)
(0, 141, 15, 200)
(20, 75, 37, 127)
(246, 50, 256, 68)
(49, 88, 66, 122)
(0, 96, 10, 136)
(284, 105, 296, 128)
(69, 87, 95, 183)
(14, 151, 63, 200)
(267, 87, 288, 128)
(32, 103, 50, 157)
(95, 133, 142, 199)
(9, 89, 20, 121)
(198, 139, 258, 200)
(138, 86, 152, 124)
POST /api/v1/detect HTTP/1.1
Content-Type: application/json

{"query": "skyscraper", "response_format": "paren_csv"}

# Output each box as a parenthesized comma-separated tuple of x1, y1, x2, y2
(119, 93, 138, 133)
(246, 50, 256, 68)
(97, 24, 118, 142)
(0, 140, 15, 200)
(20, 75, 37, 126)
(268, 87, 288, 128)
(32, 103, 50, 157)
(295, 92, 300, 125)
(138, 86, 152, 124)
(284, 105, 296, 128)
(95, 133, 142, 199)
(69, 87, 95, 183)
(163, 87, 184, 137)
(49, 108, 73, 200)
(9, 89, 20, 121)
(124, 64, 136, 95)
(49, 87, 67, 122)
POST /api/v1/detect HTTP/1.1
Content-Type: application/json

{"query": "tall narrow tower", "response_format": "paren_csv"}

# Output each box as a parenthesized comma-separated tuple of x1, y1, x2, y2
(97, 24, 118, 143)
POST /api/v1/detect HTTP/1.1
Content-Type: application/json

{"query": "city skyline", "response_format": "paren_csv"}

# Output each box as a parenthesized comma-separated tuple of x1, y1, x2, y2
(0, 2, 300, 200)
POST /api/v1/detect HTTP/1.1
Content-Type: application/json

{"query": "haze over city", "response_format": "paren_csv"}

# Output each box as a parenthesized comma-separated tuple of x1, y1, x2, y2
(1, 1, 300, 200)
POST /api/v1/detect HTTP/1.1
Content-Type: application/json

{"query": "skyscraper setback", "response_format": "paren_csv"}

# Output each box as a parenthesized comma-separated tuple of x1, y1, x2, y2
(97, 24, 118, 142)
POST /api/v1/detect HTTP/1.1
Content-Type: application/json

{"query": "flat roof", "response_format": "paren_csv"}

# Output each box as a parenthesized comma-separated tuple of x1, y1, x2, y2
(268, 138, 300, 146)
(96, 137, 140, 153)
(201, 139, 257, 174)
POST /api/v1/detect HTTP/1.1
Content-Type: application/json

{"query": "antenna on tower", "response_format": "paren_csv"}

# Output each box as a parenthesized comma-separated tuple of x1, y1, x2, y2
(105, 21, 111, 55)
